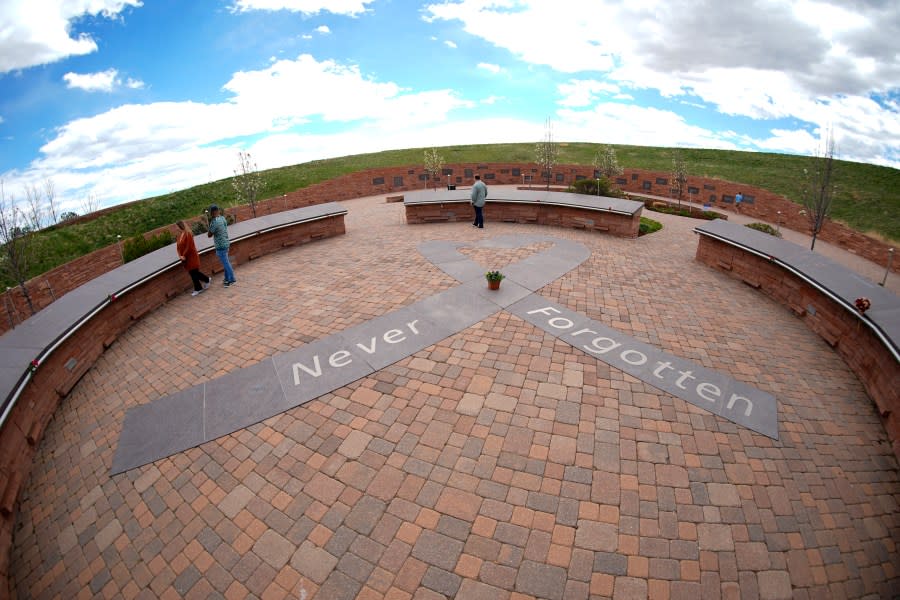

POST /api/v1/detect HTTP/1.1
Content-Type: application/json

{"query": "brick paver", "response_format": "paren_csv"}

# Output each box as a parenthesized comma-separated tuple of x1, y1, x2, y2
(10, 189, 900, 598)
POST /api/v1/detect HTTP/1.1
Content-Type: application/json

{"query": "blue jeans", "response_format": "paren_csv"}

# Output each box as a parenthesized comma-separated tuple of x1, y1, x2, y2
(215, 247, 235, 283)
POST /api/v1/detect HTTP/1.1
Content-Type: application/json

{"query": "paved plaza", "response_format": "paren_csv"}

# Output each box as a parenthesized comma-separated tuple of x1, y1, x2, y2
(11, 191, 900, 599)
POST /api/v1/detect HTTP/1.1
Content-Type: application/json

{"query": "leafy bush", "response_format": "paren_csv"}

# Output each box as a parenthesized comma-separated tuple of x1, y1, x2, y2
(745, 222, 782, 237)
(639, 217, 663, 236)
(123, 230, 175, 263)
(567, 177, 625, 198)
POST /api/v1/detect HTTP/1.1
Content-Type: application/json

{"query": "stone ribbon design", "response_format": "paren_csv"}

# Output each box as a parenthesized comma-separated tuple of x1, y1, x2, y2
(112, 234, 777, 474)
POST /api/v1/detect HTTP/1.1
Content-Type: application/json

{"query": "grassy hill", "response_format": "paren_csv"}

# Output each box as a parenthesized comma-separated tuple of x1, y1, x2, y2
(14, 143, 900, 286)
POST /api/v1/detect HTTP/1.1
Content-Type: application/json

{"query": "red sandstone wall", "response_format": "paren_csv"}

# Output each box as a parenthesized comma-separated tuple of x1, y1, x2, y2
(2, 163, 895, 336)
(0, 215, 346, 596)
(405, 201, 640, 238)
(696, 235, 900, 459)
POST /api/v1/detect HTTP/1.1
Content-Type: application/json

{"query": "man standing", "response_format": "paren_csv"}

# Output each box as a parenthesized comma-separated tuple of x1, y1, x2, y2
(471, 174, 487, 229)
(735, 191, 743, 213)
(207, 205, 236, 287)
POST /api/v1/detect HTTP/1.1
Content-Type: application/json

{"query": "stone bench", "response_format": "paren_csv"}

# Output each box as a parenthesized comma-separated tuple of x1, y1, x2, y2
(0, 203, 347, 583)
(694, 219, 900, 457)
(403, 189, 644, 238)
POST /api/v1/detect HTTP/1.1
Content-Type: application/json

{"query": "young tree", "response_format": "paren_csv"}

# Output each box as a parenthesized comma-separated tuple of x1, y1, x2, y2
(44, 178, 58, 225)
(232, 151, 265, 218)
(0, 181, 36, 316)
(592, 145, 623, 195)
(22, 183, 45, 231)
(801, 129, 837, 251)
(535, 117, 559, 190)
(423, 148, 445, 191)
(670, 150, 688, 209)
(81, 192, 100, 215)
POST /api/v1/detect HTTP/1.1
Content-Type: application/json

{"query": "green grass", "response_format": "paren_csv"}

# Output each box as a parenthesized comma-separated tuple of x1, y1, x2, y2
(639, 217, 663, 236)
(9, 142, 899, 286)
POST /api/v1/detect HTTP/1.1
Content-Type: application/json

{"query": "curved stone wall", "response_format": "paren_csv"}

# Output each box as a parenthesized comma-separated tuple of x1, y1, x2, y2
(0, 207, 346, 594)
(2, 163, 894, 335)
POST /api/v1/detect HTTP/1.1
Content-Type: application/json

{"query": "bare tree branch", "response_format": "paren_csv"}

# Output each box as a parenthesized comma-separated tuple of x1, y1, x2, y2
(23, 183, 44, 231)
(535, 117, 559, 191)
(670, 151, 688, 209)
(80, 192, 100, 216)
(0, 181, 36, 316)
(44, 178, 58, 225)
(801, 129, 837, 251)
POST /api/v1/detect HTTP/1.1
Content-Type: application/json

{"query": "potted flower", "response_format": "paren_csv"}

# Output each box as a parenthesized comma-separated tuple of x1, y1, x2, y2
(485, 270, 505, 290)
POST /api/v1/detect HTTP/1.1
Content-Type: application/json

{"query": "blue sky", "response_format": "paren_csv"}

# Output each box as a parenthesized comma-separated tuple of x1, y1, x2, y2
(1, 0, 898, 213)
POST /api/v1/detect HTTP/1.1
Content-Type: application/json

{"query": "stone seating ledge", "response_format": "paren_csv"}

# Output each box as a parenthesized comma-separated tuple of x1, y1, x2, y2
(402, 188, 643, 215)
(694, 218, 900, 456)
(0, 202, 348, 429)
(403, 189, 644, 238)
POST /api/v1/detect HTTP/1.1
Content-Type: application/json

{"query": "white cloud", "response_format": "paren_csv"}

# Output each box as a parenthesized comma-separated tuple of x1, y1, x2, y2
(477, 62, 500, 74)
(63, 68, 144, 92)
(480, 95, 503, 105)
(424, 0, 619, 73)
(302, 34, 313, 39)
(231, 0, 373, 15)
(424, 0, 900, 168)
(0, 0, 143, 73)
(557, 79, 623, 107)
(63, 69, 117, 92)
(555, 102, 739, 150)
(315, 25, 331, 34)
(444, 40, 457, 49)
(0, 116, 4, 124)
(9, 54, 475, 209)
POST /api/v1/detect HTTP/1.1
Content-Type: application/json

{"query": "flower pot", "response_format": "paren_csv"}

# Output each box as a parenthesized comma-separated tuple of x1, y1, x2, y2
(488, 279, 501, 290)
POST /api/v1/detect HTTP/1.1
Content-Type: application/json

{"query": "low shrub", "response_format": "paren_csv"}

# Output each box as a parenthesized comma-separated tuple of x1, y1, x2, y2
(745, 222, 782, 237)
(639, 217, 663, 236)
(567, 177, 625, 198)
(643, 204, 721, 220)
(123, 230, 175, 263)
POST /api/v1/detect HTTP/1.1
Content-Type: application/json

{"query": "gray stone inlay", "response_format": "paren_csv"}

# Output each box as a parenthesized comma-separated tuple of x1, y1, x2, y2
(695, 219, 899, 359)
(112, 235, 589, 473)
(508, 294, 779, 439)
(0, 203, 349, 426)
(113, 233, 778, 473)
(110, 386, 205, 474)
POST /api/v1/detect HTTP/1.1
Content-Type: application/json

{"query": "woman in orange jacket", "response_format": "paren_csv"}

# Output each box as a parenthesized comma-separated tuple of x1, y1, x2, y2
(176, 220, 210, 296)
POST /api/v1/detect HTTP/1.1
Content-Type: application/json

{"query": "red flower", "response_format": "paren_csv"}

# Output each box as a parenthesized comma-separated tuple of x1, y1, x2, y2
(29, 359, 39, 373)
(109, 293, 117, 302)
(854, 297, 871, 313)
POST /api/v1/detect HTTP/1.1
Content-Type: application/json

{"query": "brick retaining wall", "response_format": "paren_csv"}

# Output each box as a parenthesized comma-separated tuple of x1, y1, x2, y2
(696, 235, 900, 459)
(0, 214, 345, 595)
(2, 163, 895, 335)
(405, 200, 641, 237)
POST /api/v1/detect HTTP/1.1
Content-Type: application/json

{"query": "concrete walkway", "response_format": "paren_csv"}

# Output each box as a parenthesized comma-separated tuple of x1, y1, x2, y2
(10, 192, 899, 599)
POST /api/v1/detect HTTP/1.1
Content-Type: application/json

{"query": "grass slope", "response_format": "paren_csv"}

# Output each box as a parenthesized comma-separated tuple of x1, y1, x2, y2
(14, 143, 900, 287)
